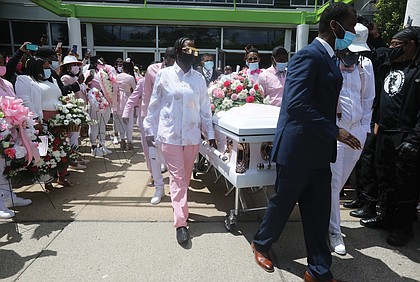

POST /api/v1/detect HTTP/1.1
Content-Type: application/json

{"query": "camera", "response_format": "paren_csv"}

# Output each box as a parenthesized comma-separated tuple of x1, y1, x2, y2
(358, 15, 374, 30)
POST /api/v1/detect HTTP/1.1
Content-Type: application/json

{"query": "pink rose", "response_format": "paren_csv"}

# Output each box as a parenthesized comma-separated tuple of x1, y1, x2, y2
(214, 88, 225, 99)
(231, 94, 238, 101)
(210, 104, 215, 111)
(235, 85, 243, 93)
(249, 88, 256, 96)
(246, 96, 255, 103)
(4, 148, 16, 159)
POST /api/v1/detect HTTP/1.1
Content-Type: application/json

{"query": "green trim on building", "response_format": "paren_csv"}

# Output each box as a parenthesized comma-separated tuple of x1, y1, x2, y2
(31, 0, 354, 25)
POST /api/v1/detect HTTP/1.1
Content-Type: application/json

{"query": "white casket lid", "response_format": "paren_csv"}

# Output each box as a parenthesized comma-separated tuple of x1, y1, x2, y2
(213, 103, 280, 136)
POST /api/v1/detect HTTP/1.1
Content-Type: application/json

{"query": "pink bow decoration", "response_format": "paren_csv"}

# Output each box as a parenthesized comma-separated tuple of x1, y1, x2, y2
(250, 69, 261, 75)
(0, 96, 41, 165)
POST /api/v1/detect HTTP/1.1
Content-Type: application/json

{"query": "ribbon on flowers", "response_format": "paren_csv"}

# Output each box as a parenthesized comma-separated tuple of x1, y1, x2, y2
(0, 96, 41, 164)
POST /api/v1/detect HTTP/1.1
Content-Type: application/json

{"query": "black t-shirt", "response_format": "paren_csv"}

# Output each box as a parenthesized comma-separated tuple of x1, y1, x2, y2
(379, 61, 412, 130)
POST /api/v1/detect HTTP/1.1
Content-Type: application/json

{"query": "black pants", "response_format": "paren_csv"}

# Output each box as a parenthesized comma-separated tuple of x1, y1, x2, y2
(374, 129, 420, 225)
(356, 132, 379, 201)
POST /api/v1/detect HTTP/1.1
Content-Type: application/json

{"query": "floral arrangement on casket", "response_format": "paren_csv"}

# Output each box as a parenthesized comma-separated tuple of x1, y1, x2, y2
(48, 93, 90, 131)
(208, 72, 268, 113)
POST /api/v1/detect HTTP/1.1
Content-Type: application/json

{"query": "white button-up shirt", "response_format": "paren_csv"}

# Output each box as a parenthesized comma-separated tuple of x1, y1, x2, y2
(143, 62, 215, 146)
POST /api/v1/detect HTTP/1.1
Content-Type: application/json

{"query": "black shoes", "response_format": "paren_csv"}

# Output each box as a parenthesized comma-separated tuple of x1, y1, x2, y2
(176, 227, 189, 244)
(343, 199, 365, 209)
(387, 226, 415, 246)
(360, 215, 393, 230)
(350, 202, 376, 219)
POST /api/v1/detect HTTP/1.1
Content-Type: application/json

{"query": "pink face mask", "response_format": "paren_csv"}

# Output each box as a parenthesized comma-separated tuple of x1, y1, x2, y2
(0, 66, 6, 77)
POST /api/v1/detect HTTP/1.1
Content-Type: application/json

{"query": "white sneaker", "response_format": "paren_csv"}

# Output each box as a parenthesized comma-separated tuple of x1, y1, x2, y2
(329, 233, 346, 255)
(3, 192, 32, 208)
(161, 164, 167, 173)
(0, 194, 15, 219)
(112, 136, 119, 145)
(70, 163, 87, 170)
(150, 187, 164, 205)
(101, 146, 112, 155)
(91, 147, 105, 157)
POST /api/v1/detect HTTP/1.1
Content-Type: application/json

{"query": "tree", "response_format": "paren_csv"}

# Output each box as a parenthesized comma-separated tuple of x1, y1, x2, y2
(374, 0, 408, 44)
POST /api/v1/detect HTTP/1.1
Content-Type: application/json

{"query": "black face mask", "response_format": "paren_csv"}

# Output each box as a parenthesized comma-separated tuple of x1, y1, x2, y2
(341, 53, 359, 67)
(179, 53, 197, 67)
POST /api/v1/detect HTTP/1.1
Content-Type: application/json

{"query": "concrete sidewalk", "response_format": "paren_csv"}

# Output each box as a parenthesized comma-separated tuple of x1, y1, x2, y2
(1, 128, 419, 281)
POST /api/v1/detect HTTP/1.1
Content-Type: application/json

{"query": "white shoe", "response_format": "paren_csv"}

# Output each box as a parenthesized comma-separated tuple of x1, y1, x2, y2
(161, 164, 167, 173)
(112, 136, 119, 145)
(329, 233, 346, 255)
(0, 194, 15, 219)
(3, 192, 32, 208)
(101, 146, 112, 155)
(70, 163, 87, 170)
(91, 147, 105, 157)
(150, 187, 164, 205)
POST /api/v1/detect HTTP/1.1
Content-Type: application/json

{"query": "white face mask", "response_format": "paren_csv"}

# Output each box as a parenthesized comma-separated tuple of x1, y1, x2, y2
(248, 62, 259, 71)
(51, 61, 59, 70)
(71, 66, 80, 75)
(117, 66, 123, 73)
(43, 68, 51, 79)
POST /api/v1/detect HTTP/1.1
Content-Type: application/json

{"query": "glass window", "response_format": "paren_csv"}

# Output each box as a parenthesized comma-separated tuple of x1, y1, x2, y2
(158, 26, 221, 49)
(93, 24, 156, 47)
(12, 21, 48, 45)
(223, 28, 285, 50)
(81, 24, 87, 46)
(127, 52, 156, 71)
(0, 21, 11, 44)
(50, 23, 69, 46)
(94, 51, 124, 67)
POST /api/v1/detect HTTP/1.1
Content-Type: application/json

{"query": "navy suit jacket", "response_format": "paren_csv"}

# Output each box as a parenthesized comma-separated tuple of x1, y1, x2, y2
(271, 39, 342, 169)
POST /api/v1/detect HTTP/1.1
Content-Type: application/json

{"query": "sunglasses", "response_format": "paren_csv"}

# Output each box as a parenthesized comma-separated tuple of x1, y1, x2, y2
(182, 47, 199, 57)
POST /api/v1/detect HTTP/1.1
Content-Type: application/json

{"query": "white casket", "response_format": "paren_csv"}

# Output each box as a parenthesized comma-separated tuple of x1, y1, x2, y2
(200, 103, 280, 189)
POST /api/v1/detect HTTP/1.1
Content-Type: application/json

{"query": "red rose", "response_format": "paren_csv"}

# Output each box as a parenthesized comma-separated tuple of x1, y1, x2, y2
(4, 148, 16, 159)
(246, 96, 255, 103)
(235, 85, 243, 93)
(223, 80, 231, 87)
(44, 155, 51, 161)
(253, 84, 259, 90)
(61, 157, 67, 163)
(31, 166, 39, 172)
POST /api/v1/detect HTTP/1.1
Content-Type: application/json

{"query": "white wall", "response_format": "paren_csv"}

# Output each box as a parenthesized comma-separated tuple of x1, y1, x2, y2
(405, 0, 420, 26)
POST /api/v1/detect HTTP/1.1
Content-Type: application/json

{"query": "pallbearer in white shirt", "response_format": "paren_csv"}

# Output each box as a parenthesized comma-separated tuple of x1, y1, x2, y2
(329, 23, 375, 255)
(143, 37, 215, 244)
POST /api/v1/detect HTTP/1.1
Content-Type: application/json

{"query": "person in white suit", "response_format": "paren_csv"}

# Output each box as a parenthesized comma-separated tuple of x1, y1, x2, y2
(329, 23, 375, 255)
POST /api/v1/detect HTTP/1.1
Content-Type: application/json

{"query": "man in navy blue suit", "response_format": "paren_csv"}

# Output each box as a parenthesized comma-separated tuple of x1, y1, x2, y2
(251, 2, 361, 282)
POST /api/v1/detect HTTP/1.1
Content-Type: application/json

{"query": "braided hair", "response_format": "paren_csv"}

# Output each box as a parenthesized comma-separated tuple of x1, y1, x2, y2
(392, 26, 420, 66)
(174, 37, 193, 54)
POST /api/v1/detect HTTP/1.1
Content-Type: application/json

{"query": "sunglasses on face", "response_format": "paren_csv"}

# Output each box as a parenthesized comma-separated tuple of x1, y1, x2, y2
(182, 47, 200, 57)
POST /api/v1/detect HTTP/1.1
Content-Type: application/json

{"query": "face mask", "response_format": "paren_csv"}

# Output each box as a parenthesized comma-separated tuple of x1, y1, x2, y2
(117, 66, 123, 73)
(0, 66, 6, 77)
(43, 68, 51, 80)
(179, 53, 197, 67)
(203, 61, 214, 70)
(71, 66, 80, 75)
(341, 53, 359, 67)
(248, 62, 259, 71)
(51, 61, 59, 70)
(276, 62, 288, 72)
(333, 22, 356, 51)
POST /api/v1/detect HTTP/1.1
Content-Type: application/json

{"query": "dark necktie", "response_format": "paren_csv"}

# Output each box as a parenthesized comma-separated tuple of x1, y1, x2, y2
(206, 69, 211, 81)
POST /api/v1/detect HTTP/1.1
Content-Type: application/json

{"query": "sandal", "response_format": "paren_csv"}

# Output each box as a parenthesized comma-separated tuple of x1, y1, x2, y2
(57, 179, 73, 187)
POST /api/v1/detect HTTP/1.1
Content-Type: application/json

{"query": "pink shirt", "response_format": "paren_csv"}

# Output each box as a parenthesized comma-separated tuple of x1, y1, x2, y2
(116, 73, 136, 115)
(141, 62, 164, 117)
(122, 77, 145, 119)
(257, 66, 286, 107)
(61, 74, 87, 103)
(0, 78, 15, 97)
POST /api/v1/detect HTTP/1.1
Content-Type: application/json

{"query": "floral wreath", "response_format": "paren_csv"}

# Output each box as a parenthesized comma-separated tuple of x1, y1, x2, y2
(98, 65, 117, 107)
(48, 93, 90, 129)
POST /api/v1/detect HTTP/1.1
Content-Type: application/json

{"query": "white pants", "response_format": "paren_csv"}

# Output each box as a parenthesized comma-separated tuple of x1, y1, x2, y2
(329, 123, 367, 234)
(114, 112, 133, 142)
(138, 117, 164, 187)
(89, 107, 111, 146)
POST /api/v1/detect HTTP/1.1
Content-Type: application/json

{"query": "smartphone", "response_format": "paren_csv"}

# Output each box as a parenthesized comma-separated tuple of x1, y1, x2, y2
(71, 45, 77, 54)
(26, 44, 39, 52)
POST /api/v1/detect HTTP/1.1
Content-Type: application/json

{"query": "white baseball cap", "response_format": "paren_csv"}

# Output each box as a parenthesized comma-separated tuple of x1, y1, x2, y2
(348, 23, 371, 53)
(61, 55, 82, 66)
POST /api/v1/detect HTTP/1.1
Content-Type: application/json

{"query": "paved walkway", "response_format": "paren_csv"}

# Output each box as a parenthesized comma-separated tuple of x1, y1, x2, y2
(1, 127, 419, 281)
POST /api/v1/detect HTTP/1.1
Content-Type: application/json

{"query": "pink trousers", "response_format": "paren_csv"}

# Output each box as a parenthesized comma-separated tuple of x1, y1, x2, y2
(161, 143, 199, 228)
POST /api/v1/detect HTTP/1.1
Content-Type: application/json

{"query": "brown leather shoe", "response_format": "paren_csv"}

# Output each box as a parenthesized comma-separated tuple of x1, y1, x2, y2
(303, 271, 342, 282)
(251, 242, 274, 273)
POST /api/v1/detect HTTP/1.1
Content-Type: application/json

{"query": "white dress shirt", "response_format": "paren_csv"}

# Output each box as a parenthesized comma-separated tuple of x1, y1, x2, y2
(144, 62, 215, 146)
